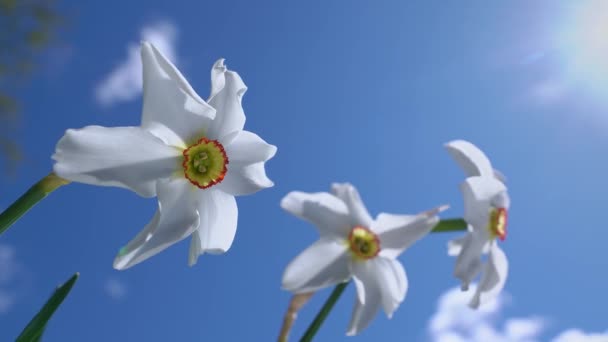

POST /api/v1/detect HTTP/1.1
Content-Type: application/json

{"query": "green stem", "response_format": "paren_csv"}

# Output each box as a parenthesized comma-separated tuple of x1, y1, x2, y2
(299, 282, 348, 342)
(0, 172, 69, 236)
(432, 218, 467, 233)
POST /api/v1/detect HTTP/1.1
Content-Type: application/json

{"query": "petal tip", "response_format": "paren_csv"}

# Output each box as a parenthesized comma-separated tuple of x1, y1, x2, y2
(280, 192, 300, 212)
(112, 258, 128, 271)
(346, 327, 359, 337)
(268, 144, 278, 159)
(444, 139, 469, 149)
(213, 58, 226, 71)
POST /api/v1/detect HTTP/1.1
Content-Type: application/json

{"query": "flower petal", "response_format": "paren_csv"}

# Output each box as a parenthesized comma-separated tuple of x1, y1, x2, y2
(445, 140, 494, 178)
(216, 130, 277, 196)
(461, 176, 507, 230)
(188, 189, 238, 266)
(140, 42, 215, 147)
(53, 126, 180, 198)
(350, 258, 407, 320)
(452, 232, 487, 291)
(375, 206, 447, 259)
(331, 183, 373, 228)
(113, 178, 199, 270)
(469, 243, 508, 309)
(447, 234, 470, 256)
(347, 261, 384, 336)
(346, 294, 382, 336)
(282, 238, 350, 293)
(206, 60, 247, 143)
(224, 130, 277, 165)
(280, 191, 351, 239)
(217, 161, 274, 196)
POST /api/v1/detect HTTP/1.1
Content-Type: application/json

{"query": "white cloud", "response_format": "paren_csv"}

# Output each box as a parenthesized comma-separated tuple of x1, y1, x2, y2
(0, 244, 18, 284)
(0, 244, 21, 314)
(104, 278, 127, 300)
(428, 286, 608, 342)
(94, 21, 178, 106)
(429, 286, 544, 342)
(553, 329, 608, 342)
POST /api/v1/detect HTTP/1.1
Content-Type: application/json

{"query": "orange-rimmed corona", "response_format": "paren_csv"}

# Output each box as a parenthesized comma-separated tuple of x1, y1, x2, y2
(488, 207, 508, 241)
(182, 137, 229, 189)
(348, 226, 381, 260)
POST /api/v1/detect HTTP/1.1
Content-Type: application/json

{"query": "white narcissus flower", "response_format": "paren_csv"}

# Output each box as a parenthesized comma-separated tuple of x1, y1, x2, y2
(281, 183, 446, 336)
(52, 42, 276, 269)
(445, 140, 510, 309)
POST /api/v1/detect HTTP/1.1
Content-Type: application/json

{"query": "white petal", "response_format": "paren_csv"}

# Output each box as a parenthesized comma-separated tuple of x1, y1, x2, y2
(375, 206, 446, 259)
(469, 243, 508, 309)
(452, 232, 486, 291)
(217, 161, 274, 196)
(209, 58, 226, 99)
(445, 140, 494, 178)
(351, 259, 407, 319)
(113, 178, 199, 270)
(280, 191, 351, 239)
(347, 261, 384, 336)
(53, 126, 180, 198)
(447, 234, 469, 256)
(331, 183, 373, 228)
(282, 239, 350, 293)
(461, 176, 507, 230)
(493, 169, 507, 183)
(214, 130, 276, 196)
(491, 190, 511, 209)
(376, 258, 408, 317)
(188, 189, 238, 266)
(206, 60, 247, 143)
(346, 295, 382, 336)
(224, 130, 277, 165)
(140, 42, 215, 147)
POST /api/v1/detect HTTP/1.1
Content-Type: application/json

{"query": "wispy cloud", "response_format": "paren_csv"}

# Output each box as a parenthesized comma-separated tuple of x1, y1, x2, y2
(94, 21, 178, 106)
(553, 329, 608, 342)
(0, 291, 14, 314)
(428, 286, 607, 342)
(104, 277, 127, 300)
(0, 244, 22, 314)
(528, 79, 571, 107)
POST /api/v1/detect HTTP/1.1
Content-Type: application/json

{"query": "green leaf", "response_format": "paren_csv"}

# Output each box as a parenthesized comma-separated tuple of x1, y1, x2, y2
(432, 218, 468, 233)
(16, 273, 79, 342)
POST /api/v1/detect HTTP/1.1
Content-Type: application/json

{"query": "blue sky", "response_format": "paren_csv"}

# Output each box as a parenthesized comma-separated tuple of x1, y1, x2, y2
(1, 0, 607, 341)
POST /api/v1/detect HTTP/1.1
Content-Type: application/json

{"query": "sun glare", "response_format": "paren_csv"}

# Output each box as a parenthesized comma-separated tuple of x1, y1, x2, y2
(558, 0, 608, 94)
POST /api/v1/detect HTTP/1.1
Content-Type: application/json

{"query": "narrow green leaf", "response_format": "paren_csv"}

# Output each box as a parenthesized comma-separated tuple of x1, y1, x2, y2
(432, 218, 467, 233)
(0, 173, 69, 236)
(16, 272, 79, 342)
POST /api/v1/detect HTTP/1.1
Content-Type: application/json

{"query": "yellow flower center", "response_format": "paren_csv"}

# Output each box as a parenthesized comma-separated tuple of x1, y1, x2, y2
(348, 226, 380, 260)
(488, 207, 508, 241)
(182, 137, 229, 189)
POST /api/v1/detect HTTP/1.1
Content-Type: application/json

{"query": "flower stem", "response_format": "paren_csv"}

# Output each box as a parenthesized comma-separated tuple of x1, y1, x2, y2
(0, 172, 69, 236)
(432, 218, 467, 233)
(299, 282, 348, 342)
